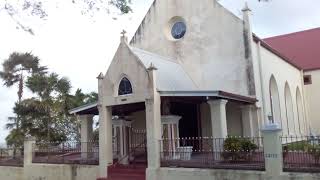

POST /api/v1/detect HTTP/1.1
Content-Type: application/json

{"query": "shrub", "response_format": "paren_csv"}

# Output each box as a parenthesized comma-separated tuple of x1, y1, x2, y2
(222, 137, 258, 161)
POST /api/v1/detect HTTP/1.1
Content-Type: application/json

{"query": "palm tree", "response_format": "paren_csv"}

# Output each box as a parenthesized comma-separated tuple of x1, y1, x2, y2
(1, 52, 46, 150)
(0, 52, 47, 102)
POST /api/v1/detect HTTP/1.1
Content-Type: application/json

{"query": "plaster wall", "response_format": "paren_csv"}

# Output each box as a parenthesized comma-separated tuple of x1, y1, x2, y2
(304, 70, 320, 134)
(148, 167, 320, 180)
(200, 103, 212, 138)
(226, 102, 243, 136)
(252, 42, 308, 136)
(0, 166, 23, 180)
(0, 164, 98, 180)
(130, 0, 249, 96)
(23, 164, 99, 180)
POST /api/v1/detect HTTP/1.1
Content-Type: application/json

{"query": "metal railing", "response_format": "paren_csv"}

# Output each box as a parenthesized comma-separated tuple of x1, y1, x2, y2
(160, 136, 265, 171)
(282, 136, 320, 173)
(0, 148, 24, 167)
(32, 141, 99, 165)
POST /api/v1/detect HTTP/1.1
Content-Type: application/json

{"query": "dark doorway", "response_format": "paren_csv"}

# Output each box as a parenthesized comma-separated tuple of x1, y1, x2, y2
(170, 102, 199, 138)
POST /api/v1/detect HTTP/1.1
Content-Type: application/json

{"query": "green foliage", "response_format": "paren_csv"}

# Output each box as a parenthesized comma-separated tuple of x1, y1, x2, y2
(283, 141, 320, 162)
(222, 137, 258, 161)
(1, 52, 98, 146)
(110, 0, 132, 14)
(0, 52, 47, 101)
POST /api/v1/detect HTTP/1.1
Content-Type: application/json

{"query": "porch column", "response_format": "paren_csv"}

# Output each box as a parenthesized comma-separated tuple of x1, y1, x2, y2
(112, 118, 132, 164)
(161, 115, 181, 154)
(146, 63, 161, 172)
(99, 105, 113, 177)
(79, 115, 94, 159)
(241, 105, 256, 137)
(207, 100, 228, 138)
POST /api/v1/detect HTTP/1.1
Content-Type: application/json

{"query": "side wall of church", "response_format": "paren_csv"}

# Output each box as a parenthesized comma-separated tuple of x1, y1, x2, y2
(130, 0, 250, 96)
(252, 42, 308, 136)
(304, 70, 320, 134)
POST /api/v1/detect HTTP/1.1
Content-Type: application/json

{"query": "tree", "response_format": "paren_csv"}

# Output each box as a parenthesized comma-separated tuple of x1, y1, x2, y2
(0, 52, 47, 102)
(0, 52, 46, 150)
(0, 0, 132, 35)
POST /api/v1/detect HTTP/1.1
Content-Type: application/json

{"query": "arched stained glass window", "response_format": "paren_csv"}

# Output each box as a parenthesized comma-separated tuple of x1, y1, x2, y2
(118, 77, 132, 95)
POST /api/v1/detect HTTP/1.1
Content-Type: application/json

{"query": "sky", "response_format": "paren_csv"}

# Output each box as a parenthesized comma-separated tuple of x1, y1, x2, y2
(0, 0, 320, 145)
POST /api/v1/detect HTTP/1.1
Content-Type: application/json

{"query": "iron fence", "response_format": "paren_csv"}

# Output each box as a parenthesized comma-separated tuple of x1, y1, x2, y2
(160, 136, 264, 171)
(0, 148, 24, 167)
(32, 141, 99, 165)
(282, 136, 320, 173)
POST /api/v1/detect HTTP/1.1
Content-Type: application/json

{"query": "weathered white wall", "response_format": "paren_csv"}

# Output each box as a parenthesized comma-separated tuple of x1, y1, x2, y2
(130, 0, 250, 96)
(148, 167, 320, 180)
(252, 42, 308, 136)
(304, 70, 320, 134)
(24, 164, 99, 180)
(0, 164, 98, 180)
(0, 166, 23, 180)
(226, 102, 243, 136)
(200, 103, 212, 138)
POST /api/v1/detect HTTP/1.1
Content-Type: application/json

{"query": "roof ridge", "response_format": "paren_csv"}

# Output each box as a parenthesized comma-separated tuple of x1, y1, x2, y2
(264, 27, 320, 40)
(130, 47, 179, 64)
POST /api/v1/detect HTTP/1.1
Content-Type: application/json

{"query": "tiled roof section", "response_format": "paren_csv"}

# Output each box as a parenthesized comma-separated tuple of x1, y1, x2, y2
(263, 28, 320, 71)
(130, 47, 198, 91)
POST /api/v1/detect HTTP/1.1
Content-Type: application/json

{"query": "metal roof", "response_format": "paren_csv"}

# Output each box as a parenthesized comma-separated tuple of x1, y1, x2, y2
(263, 28, 320, 71)
(69, 102, 98, 115)
(130, 47, 198, 91)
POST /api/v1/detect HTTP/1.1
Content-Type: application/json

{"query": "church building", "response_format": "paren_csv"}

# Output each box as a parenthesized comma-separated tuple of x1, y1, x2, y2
(69, 0, 320, 179)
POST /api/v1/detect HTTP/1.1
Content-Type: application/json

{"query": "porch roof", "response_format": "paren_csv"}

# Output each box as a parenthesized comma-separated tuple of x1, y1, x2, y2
(159, 90, 257, 104)
(69, 91, 256, 115)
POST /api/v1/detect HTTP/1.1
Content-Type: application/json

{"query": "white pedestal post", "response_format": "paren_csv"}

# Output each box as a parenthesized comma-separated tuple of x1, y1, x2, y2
(261, 124, 283, 178)
(24, 137, 36, 165)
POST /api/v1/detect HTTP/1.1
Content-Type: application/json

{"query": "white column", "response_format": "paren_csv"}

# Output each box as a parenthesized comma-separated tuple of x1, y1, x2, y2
(161, 115, 181, 158)
(241, 105, 256, 137)
(146, 63, 161, 170)
(112, 119, 132, 164)
(98, 105, 113, 178)
(261, 124, 283, 177)
(79, 115, 94, 159)
(145, 97, 161, 169)
(207, 100, 228, 138)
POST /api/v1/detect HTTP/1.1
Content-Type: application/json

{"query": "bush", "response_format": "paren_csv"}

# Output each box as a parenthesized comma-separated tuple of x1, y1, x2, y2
(222, 137, 258, 161)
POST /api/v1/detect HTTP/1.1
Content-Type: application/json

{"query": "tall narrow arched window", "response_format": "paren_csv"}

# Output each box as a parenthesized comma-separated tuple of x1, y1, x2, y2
(284, 83, 296, 135)
(118, 77, 133, 96)
(269, 75, 282, 127)
(296, 88, 305, 135)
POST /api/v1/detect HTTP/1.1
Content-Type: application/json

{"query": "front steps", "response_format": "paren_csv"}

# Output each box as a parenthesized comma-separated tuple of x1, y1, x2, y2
(97, 164, 146, 180)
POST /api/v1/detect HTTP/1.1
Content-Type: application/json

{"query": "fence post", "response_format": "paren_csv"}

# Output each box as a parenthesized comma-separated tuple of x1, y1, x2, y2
(24, 136, 36, 165)
(261, 124, 283, 178)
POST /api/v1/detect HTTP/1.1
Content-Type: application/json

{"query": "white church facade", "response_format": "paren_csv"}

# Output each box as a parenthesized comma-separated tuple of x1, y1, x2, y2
(68, 0, 320, 179)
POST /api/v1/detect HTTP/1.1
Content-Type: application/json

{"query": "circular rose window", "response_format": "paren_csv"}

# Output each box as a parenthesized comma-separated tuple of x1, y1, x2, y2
(171, 21, 186, 39)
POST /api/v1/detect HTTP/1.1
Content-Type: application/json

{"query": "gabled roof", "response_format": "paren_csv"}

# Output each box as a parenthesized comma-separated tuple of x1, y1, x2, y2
(130, 47, 198, 91)
(264, 28, 320, 71)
